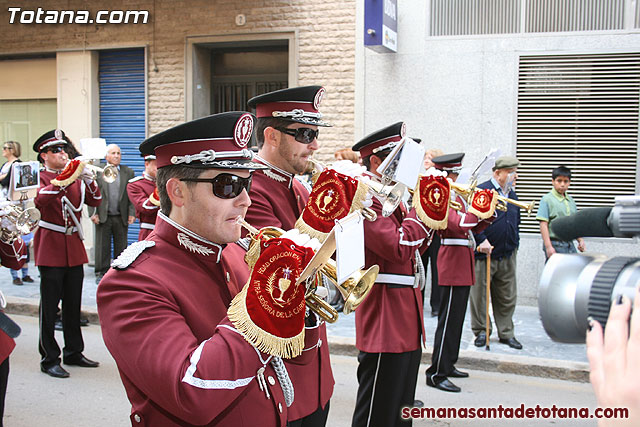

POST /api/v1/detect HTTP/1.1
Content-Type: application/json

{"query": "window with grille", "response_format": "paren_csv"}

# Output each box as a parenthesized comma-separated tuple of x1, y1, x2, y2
(515, 52, 640, 233)
(429, 0, 628, 36)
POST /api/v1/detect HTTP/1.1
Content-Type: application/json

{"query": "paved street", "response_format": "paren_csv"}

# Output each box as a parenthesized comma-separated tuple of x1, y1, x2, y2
(2, 314, 597, 426)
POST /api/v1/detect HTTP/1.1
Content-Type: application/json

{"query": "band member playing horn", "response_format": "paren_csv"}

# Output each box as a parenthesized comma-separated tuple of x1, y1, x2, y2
(98, 112, 328, 425)
(33, 129, 102, 378)
(246, 86, 334, 426)
(351, 122, 434, 427)
(126, 154, 159, 240)
(425, 153, 496, 393)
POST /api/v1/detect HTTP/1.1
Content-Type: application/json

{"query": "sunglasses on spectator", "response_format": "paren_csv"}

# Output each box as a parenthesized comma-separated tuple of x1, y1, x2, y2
(181, 173, 252, 199)
(274, 127, 319, 144)
(2, 146, 10, 150)
(47, 146, 65, 154)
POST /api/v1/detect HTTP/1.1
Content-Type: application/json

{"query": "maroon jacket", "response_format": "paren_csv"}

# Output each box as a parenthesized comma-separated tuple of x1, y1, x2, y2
(437, 194, 493, 286)
(34, 168, 102, 267)
(355, 196, 431, 353)
(245, 157, 334, 421)
(97, 214, 289, 426)
(0, 238, 27, 363)
(127, 173, 159, 240)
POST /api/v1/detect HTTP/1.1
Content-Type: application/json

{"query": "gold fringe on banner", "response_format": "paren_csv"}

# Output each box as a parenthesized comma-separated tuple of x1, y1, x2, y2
(468, 191, 498, 220)
(412, 195, 449, 230)
(51, 161, 86, 187)
(295, 179, 370, 242)
(228, 285, 305, 359)
(244, 240, 262, 269)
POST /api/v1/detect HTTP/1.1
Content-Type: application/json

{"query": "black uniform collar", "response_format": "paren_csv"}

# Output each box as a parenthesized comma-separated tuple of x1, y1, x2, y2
(156, 212, 224, 263)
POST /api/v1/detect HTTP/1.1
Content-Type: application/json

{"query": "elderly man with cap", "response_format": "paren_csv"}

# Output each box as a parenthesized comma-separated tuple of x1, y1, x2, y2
(127, 154, 159, 241)
(470, 156, 523, 350)
(97, 111, 328, 426)
(425, 153, 495, 393)
(245, 86, 333, 426)
(351, 122, 433, 427)
(32, 129, 102, 378)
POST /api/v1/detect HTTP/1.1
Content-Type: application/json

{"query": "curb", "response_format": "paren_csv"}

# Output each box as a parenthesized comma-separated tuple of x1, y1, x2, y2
(5, 296, 100, 324)
(328, 336, 590, 383)
(6, 297, 589, 383)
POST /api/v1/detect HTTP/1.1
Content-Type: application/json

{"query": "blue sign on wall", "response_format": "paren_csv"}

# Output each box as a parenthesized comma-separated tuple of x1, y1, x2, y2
(364, 0, 397, 53)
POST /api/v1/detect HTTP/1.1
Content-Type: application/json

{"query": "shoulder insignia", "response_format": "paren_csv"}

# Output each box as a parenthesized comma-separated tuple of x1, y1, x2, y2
(111, 240, 156, 270)
(263, 169, 287, 183)
(128, 176, 143, 183)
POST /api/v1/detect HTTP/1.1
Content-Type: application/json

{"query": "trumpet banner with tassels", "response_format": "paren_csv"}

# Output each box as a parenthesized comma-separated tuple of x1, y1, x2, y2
(412, 175, 450, 229)
(469, 188, 497, 219)
(228, 236, 315, 359)
(51, 159, 85, 187)
(295, 169, 368, 241)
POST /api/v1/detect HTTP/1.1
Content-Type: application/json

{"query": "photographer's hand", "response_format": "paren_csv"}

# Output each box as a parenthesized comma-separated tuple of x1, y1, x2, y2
(586, 285, 640, 426)
(577, 238, 586, 252)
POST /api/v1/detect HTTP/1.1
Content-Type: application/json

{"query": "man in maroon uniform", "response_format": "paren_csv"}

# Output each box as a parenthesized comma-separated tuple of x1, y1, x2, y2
(425, 153, 494, 393)
(246, 86, 333, 426)
(0, 238, 28, 421)
(351, 123, 433, 427)
(127, 154, 159, 240)
(98, 112, 319, 426)
(33, 129, 102, 378)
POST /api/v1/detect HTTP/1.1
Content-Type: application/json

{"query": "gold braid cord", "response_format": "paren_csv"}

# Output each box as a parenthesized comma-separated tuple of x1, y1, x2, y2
(227, 283, 305, 359)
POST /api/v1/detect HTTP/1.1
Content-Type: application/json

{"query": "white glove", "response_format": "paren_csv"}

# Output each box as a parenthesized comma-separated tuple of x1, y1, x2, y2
(424, 167, 447, 177)
(79, 164, 95, 184)
(329, 160, 366, 178)
(280, 229, 321, 252)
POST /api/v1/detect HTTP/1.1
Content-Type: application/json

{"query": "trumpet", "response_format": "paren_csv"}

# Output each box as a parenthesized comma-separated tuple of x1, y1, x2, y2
(83, 163, 118, 184)
(0, 203, 41, 244)
(236, 217, 377, 323)
(307, 158, 406, 218)
(495, 195, 535, 216)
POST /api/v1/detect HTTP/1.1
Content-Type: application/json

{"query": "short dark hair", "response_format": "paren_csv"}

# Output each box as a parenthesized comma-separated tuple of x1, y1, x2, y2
(156, 165, 205, 215)
(552, 165, 572, 180)
(255, 117, 293, 149)
(362, 149, 392, 171)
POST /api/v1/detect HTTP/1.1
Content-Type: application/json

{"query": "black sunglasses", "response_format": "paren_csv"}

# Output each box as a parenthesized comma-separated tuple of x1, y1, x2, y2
(47, 146, 65, 154)
(274, 127, 319, 144)
(181, 173, 252, 199)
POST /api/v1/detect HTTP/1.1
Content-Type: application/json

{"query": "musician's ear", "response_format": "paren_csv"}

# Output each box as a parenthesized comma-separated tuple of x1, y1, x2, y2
(166, 178, 186, 209)
(369, 154, 382, 170)
(263, 126, 281, 149)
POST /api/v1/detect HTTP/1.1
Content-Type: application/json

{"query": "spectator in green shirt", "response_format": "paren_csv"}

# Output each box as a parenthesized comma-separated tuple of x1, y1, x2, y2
(536, 165, 586, 260)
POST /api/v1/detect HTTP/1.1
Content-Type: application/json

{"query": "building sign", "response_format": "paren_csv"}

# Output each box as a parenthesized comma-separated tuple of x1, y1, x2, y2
(364, 0, 397, 53)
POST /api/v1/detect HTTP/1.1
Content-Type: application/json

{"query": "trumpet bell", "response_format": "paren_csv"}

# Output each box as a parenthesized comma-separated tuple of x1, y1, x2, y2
(342, 265, 378, 315)
(15, 207, 41, 234)
(102, 165, 118, 184)
(367, 179, 405, 217)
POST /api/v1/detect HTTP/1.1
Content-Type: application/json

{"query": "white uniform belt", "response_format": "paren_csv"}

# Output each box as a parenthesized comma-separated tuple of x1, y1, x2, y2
(442, 238, 473, 247)
(376, 273, 415, 286)
(38, 220, 78, 235)
(140, 222, 155, 230)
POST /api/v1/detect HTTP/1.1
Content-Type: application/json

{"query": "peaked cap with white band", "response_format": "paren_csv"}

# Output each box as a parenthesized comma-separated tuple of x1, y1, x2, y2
(247, 85, 331, 127)
(33, 129, 68, 153)
(352, 121, 406, 158)
(139, 111, 267, 170)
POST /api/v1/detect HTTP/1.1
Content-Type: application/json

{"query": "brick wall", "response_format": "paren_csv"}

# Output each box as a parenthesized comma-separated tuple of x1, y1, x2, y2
(0, 0, 356, 161)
